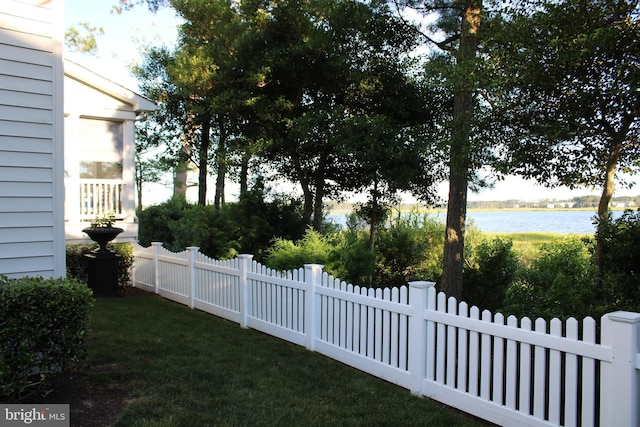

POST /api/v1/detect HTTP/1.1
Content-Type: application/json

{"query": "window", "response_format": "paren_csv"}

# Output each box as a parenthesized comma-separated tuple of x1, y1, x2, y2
(78, 118, 123, 179)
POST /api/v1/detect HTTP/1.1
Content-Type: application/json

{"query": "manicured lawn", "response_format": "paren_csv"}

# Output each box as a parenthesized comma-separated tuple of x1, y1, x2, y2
(88, 292, 491, 426)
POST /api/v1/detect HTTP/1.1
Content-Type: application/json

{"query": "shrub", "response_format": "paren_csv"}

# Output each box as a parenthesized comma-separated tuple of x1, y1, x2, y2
(218, 188, 307, 261)
(462, 237, 520, 312)
(503, 236, 595, 320)
(0, 276, 94, 402)
(138, 187, 307, 261)
(265, 210, 446, 288)
(266, 225, 377, 287)
(137, 197, 192, 251)
(327, 227, 377, 286)
(266, 228, 333, 271)
(597, 208, 640, 312)
(66, 243, 134, 288)
(375, 211, 445, 288)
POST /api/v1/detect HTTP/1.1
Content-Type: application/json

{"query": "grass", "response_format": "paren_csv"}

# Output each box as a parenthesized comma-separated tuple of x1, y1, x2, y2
(483, 231, 589, 263)
(487, 231, 567, 251)
(87, 293, 491, 426)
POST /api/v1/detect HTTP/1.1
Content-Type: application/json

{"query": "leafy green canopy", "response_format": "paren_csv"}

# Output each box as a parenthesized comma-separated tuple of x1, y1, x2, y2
(133, 0, 445, 230)
(485, 0, 640, 191)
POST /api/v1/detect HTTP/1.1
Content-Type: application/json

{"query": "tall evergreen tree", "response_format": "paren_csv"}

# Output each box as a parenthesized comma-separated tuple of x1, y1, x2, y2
(394, 0, 486, 298)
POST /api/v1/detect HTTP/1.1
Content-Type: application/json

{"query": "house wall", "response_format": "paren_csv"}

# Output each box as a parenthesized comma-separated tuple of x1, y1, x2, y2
(0, 0, 66, 278)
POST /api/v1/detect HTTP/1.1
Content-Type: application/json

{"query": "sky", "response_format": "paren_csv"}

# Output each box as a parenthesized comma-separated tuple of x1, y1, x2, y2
(63, 0, 638, 203)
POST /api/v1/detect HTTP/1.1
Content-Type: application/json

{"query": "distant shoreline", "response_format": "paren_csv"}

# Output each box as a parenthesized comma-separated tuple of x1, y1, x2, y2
(328, 206, 632, 215)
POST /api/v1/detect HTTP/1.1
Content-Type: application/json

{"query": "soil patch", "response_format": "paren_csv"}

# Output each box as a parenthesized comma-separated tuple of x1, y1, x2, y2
(34, 287, 151, 426)
(45, 367, 129, 427)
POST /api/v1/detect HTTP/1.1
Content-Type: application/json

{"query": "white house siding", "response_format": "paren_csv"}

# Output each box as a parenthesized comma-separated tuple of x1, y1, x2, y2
(0, 0, 65, 278)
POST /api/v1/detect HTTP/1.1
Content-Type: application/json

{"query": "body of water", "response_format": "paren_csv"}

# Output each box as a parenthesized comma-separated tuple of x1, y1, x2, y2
(329, 209, 627, 234)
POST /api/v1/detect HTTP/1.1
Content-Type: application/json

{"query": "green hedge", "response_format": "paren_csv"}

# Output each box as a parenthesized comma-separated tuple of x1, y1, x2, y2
(0, 276, 94, 402)
(66, 242, 134, 288)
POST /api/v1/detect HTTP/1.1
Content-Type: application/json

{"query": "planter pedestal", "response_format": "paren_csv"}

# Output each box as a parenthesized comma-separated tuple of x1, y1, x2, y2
(82, 226, 124, 297)
(85, 251, 121, 297)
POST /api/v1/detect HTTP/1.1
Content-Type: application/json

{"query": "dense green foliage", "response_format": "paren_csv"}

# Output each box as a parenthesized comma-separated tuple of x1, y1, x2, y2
(138, 193, 640, 320)
(0, 276, 94, 402)
(597, 209, 640, 312)
(66, 243, 134, 288)
(266, 211, 446, 288)
(264, 209, 640, 319)
(375, 212, 445, 287)
(503, 236, 595, 320)
(134, 0, 443, 232)
(463, 237, 520, 313)
(266, 229, 334, 272)
(123, 0, 639, 303)
(485, 0, 640, 287)
(138, 187, 307, 261)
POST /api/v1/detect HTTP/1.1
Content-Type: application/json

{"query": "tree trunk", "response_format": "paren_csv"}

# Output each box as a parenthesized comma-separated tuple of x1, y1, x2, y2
(292, 150, 314, 224)
(312, 155, 327, 232)
(240, 151, 250, 195)
(214, 117, 227, 210)
(593, 137, 623, 288)
(173, 147, 190, 200)
(442, 165, 468, 298)
(174, 112, 196, 200)
(366, 183, 381, 287)
(368, 182, 380, 253)
(441, 0, 481, 299)
(136, 163, 143, 211)
(198, 116, 211, 206)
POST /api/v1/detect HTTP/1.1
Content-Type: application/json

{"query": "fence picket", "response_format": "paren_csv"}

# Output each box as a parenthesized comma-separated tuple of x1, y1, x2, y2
(468, 306, 480, 397)
(367, 288, 375, 358)
(446, 297, 457, 387)
(399, 286, 408, 371)
(519, 317, 532, 415)
(383, 288, 391, 365)
(492, 313, 505, 405)
(480, 310, 492, 401)
(457, 302, 469, 392)
(341, 282, 348, 348)
(436, 292, 447, 384)
(565, 318, 579, 427)
(582, 317, 596, 426)
(375, 288, 383, 362)
(505, 315, 518, 410)
(359, 287, 367, 355)
(549, 318, 562, 425)
(532, 318, 547, 420)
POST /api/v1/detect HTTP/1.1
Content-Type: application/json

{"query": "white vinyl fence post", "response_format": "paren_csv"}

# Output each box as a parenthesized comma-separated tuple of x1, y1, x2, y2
(187, 246, 199, 309)
(600, 311, 640, 427)
(132, 242, 138, 288)
(304, 264, 324, 352)
(151, 242, 162, 294)
(238, 254, 254, 329)
(407, 281, 435, 396)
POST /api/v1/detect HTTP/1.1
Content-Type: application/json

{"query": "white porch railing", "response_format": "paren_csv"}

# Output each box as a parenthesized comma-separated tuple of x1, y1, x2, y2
(133, 242, 640, 427)
(79, 179, 125, 220)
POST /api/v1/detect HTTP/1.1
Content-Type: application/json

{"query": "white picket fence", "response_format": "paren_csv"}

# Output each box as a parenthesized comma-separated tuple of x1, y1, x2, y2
(132, 242, 640, 427)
